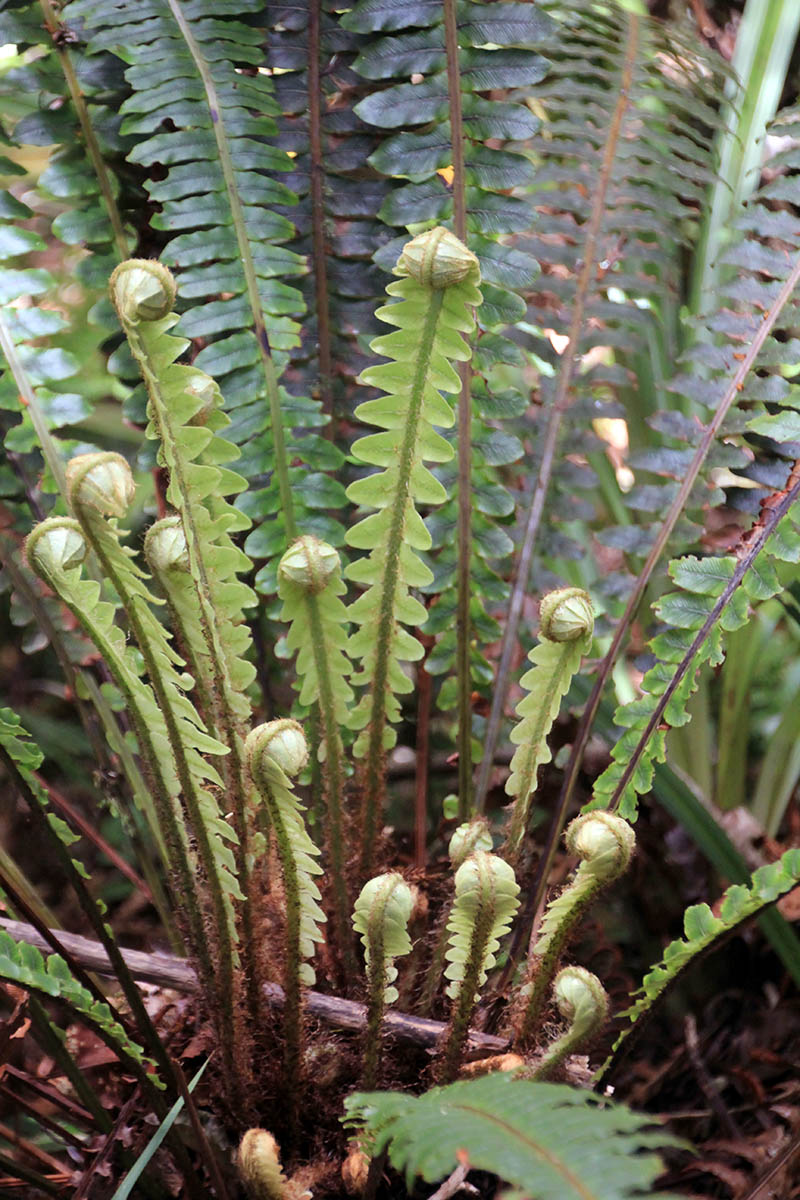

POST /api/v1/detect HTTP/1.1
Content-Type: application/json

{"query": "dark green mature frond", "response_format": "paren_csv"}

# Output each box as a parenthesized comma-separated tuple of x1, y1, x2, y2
(344, 1074, 682, 1200)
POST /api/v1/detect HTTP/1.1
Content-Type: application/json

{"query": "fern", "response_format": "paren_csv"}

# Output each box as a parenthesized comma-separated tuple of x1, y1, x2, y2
(346, 227, 481, 869)
(352, 872, 413, 1087)
(277, 536, 354, 968)
(604, 848, 800, 1082)
(245, 720, 326, 1127)
(64, 0, 339, 578)
(440, 850, 519, 1081)
(347, 0, 551, 756)
(0, 929, 156, 1080)
(344, 1073, 683, 1200)
(478, 0, 730, 798)
(503, 588, 593, 859)
(24, 517, 211, 962)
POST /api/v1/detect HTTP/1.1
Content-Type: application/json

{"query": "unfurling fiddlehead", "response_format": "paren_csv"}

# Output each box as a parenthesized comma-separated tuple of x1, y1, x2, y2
(532, 966, 609, 1080)
(25, 515, 217, 1004)
(245, 720, 325, 1130)
(345, 228, 482, 872)
(352, 872, 413, 1087)
(110, 259, 258, 963)
(503, 588, 593, 862)
(418, 819, 493, 1015)
(64, 453, 241, 1021)
(277, 536, 355, 973)
(513, 813, 634, 1050)
(439, 851, 519, 1082)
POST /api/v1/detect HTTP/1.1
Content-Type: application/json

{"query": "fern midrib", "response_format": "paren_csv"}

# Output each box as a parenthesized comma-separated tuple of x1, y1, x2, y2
(163, 0, 296, 538)
(38, 0, 130, 260)
(443, 0, 473, 819)
(360, 287, 445, 871)
(440, 889, 494, 1083)
(0, 312, 69, 503)
(305, 591, 354, 975)
(308, 0, 334, 425)
(475, 13, 640, 812)
(255, 774, 304, 1133)
(362, 891, 389, 1089)
(451, 1101, 596, 1200)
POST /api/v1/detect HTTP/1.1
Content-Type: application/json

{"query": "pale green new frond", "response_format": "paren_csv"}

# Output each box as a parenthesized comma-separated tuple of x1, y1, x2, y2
(353, 873, 413, 1004)
(445, 852, 519, 1002)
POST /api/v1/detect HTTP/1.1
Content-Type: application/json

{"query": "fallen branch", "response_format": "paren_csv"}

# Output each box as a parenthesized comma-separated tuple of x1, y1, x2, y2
(0, 918, 508, 1056)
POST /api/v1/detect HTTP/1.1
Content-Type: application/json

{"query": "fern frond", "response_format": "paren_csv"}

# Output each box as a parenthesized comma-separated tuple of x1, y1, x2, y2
(503, 589, 593, 860)
(0, 929, 157, 1080)
(347, 0, 550, 745)
(345, 228, 481, 870)
(353, 872, 413, 1087)
(277, 536, 354, 968)
(246, 720, 326, 1131)
(603, 848, 800, 1082)
(440, 850, 519, 1081)
(344, 1073, 682, 1200)
(479, 0, 730, 798)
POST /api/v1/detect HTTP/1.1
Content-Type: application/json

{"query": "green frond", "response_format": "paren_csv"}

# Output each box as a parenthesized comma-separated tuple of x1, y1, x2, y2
(444, 851, 519, 1003)
(606, 849, 800, 1077)
(246, 722, 326, 987)
(344, 1073, 682, 1200)
(345, 229, 481, 866)
(346, 0, 550, 722)
(503, 589, 594, 860)
(0, 929, 157, 1080)
(353, 873, 414, 1006)
(439, 849, 519, 1080)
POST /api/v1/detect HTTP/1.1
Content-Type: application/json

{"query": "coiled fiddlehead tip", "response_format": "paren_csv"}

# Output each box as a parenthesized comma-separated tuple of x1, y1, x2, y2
(566, 811, 635, 881)
(238, 1129, 286, 1200)
(25, 517, 87, 575)
(278, 535, 340, 595)
(553, 965, 609, 1029)
(397, 226, 480, 290)
(246, 719, 309, 782)
(110, 258, 177, 323)
(449, 818, 493, 870)
(144, 516, 189, 573)
(538, 587, 594, 643)
(66, 451, 135, 519)
(342, 1145, 371, 1197)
